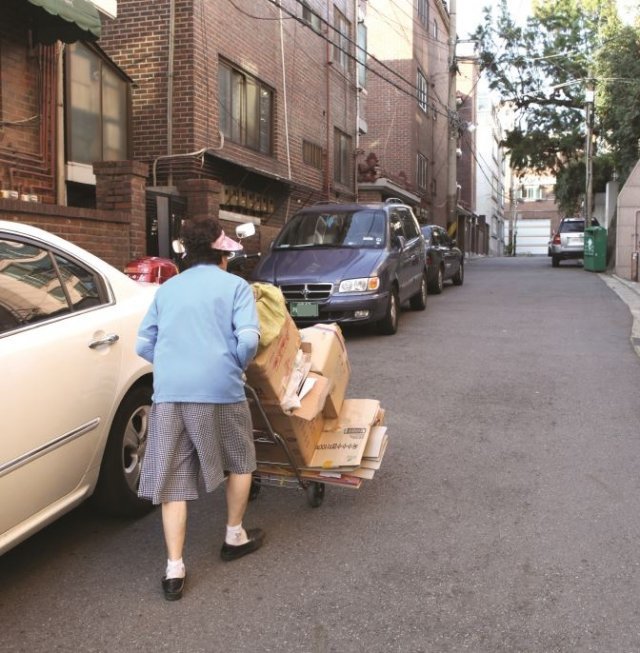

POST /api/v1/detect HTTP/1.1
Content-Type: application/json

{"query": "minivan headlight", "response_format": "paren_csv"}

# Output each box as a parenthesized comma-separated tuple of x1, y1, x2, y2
(338, 277, 380, 293)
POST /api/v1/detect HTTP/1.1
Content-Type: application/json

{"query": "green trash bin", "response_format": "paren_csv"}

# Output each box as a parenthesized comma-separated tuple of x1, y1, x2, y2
(584, 226, 607, 272)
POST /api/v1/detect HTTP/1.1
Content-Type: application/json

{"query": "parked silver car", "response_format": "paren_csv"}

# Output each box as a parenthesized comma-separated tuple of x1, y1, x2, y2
(550, 217, 598, 267)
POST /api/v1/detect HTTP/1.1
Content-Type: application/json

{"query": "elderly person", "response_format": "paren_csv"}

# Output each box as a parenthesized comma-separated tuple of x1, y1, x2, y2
(136, 218, 264, 601)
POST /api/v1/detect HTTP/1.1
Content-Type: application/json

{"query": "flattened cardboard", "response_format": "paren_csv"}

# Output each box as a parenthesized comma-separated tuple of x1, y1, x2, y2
(363, 425, 388, 460)
(246, 312, 301, 402)
(308, 399, 381, 469)
(299, 323, 351, 418)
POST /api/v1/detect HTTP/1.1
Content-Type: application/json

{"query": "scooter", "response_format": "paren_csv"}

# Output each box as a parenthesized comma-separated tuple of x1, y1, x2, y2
(125, 222, 259, 284)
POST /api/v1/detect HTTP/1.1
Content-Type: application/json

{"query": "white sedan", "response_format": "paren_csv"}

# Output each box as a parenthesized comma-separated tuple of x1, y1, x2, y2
(0, 220, 157, 555)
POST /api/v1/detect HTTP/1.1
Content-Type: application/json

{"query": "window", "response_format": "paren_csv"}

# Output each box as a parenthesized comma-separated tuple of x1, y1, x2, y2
(333, 8, 350, 70)
(417, 70, 428, 112)
(399, 209, 420, 240)
(302, 2, 321, 32)
(0, 238, 102, 334)
(418, 0, 429, 25)
(66, 43, 129, 167)
(219, 60, 273, 155)
(303, 140, 324, 170)
(417, 153, 428, 190)
(333, 128, 352, 187)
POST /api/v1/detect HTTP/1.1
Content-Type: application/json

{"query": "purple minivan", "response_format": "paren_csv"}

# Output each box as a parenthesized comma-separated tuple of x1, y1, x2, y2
(252, 199, 428, 335)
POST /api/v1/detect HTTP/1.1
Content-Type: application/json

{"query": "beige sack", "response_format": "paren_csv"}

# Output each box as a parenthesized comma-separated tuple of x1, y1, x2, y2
(252, 282, 288, 348)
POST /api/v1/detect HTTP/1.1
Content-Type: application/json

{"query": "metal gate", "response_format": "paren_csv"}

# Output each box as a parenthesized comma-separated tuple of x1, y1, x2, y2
(145, 190, 187, 259)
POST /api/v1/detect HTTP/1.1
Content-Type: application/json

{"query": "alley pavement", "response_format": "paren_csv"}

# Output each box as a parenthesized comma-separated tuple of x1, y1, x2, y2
(599, 272, 640, 358)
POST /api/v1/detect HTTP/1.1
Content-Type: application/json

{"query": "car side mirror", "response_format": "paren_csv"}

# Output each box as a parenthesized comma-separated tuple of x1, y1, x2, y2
(235, 222, 256, 240)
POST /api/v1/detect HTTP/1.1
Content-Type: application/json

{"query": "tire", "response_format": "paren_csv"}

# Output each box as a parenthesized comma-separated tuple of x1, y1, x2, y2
(429, 266, 444, 294)
(377, 287, 399, 335)
(452, 261, 464, 286)
(93, 384, 154, 518)
(306, 482, 325, 508)
(409, 272, 427, 310)
(552, 255, 560, 268)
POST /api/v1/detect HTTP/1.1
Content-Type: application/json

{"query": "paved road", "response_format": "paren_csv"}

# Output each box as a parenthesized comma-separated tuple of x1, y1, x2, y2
(2, 256, 640, 653)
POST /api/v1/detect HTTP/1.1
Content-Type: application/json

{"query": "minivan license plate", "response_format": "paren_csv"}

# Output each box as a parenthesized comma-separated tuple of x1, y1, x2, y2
(289, 302, 319, 318)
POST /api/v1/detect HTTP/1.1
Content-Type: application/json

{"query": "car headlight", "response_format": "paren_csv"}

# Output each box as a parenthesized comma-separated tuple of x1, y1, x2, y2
(338, 277, 380, 293)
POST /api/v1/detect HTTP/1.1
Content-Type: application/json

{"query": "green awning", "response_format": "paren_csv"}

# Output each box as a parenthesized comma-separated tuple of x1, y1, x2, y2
(26, 0, 101, 43)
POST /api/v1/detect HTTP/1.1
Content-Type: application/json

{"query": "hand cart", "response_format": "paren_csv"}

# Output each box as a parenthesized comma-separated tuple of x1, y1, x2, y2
(245, 383, 326, 508)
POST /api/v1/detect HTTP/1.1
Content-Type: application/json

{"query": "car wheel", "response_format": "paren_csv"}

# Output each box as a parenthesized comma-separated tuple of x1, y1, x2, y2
(92, 384, 154, 517)
(552, 255, 560, 268)
(409, 272, 427, 310)
(428, 266, 444, 294)
(377, 286, 399, 335)
(452, 261, 464, 286)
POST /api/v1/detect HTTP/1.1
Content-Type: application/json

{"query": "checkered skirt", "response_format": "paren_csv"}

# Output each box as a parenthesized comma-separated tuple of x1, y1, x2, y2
(138, 401, 256, 504)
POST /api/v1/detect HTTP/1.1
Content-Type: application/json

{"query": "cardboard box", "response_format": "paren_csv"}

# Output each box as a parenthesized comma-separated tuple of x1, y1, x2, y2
(246, 311, 301, 402)
(307, 399, 381, 469)
(251, 373, 330, 466)
(299, 323, 351, 418)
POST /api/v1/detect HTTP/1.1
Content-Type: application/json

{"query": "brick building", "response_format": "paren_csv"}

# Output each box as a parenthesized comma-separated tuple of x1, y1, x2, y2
(0, 0, 149, 269)
(358, 0, 450, 226)
(99, 0, 360, 253)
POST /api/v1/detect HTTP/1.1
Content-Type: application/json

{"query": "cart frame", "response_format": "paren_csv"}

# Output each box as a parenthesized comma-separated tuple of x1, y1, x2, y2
(245, 383, 325, 507)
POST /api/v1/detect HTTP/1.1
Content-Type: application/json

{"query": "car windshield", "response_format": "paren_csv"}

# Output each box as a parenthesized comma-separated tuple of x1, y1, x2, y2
(274, 209, 386, 249)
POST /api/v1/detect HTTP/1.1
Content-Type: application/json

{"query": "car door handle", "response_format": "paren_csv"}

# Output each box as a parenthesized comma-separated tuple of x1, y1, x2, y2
(89, 333, 120, 349)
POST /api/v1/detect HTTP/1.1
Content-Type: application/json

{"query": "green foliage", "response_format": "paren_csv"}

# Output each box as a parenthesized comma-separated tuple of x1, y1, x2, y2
(473, 0, 632, 210)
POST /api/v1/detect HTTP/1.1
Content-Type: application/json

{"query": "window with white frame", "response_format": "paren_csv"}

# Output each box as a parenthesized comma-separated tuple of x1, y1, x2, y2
(417, 153, 428, 190)
(418, 0, 429, 25)
(218, 60, 273, 155)
(66, 42, 129, 168)
(333, 8, 350, 70)
(301, 2, 321, 32)
(417, 70, 428, 112)
(333, 128, 352, 187)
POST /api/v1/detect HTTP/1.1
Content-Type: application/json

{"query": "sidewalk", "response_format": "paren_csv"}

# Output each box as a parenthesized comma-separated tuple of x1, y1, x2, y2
(599, 273, 640, 358)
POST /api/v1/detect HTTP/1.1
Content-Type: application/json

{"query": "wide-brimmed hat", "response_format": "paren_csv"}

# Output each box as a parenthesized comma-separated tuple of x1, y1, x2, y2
(211, 230, 242, 252)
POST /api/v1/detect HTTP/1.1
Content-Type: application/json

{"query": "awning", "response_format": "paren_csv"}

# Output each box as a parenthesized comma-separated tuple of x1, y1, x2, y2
(26, 0, 101, 43)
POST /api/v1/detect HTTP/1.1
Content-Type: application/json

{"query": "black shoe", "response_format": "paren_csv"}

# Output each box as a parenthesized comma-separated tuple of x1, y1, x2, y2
(162, 575, 185, 601)
(220, 528, 265, 562)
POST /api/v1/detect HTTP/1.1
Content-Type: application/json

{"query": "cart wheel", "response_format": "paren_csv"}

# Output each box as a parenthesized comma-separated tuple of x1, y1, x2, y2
(249, 477, 261, 501)
(306, 482, 325, 508)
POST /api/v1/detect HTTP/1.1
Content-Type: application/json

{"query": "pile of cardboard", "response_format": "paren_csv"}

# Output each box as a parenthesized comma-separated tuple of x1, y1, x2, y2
(245, 312, 388, 489)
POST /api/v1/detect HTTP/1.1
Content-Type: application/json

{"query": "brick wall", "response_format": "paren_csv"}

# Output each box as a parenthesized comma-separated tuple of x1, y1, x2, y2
(0, 1, 57, 203)
(99, 0, 358, 237)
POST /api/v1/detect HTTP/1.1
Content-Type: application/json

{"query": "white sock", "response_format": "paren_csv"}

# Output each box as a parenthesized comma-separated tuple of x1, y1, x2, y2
(225, 523, 249, 546)
(165, 557, 186, 579)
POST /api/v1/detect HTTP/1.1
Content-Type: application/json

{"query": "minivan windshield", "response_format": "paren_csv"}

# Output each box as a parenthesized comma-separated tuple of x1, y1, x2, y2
(274, 210, 386, 249)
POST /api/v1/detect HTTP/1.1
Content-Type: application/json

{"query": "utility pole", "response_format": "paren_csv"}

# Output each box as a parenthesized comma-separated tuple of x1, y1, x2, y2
(585, 79, 595, 228)
(446, 0, 458, 231)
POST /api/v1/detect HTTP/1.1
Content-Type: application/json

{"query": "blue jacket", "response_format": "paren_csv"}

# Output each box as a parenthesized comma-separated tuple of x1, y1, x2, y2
(136, 264, 260, 403)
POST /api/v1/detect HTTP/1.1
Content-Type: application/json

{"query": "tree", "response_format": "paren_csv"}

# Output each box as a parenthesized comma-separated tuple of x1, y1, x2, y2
(473, 0, 625, 215)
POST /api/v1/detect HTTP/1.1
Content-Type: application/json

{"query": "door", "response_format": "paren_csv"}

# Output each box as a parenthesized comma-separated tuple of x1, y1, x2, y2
(397, 208, 424, 300)
(0, 235, 123, 537)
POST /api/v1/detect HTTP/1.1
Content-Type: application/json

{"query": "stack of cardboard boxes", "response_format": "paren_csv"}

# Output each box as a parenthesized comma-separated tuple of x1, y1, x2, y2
(245, 312, 388, 489)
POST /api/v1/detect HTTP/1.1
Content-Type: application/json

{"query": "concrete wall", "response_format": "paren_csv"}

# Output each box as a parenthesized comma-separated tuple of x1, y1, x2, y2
(616, 160, 640, 281)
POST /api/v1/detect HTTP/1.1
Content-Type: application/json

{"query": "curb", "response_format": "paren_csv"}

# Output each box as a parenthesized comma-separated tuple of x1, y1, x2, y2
(599, 273, 640, 359)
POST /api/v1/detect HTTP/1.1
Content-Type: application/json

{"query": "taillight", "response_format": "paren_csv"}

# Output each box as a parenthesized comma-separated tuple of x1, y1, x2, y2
(552, 233, 561, 244)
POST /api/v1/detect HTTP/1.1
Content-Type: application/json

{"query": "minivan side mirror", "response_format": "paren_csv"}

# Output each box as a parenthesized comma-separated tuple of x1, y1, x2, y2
(392, 233, 406, 250)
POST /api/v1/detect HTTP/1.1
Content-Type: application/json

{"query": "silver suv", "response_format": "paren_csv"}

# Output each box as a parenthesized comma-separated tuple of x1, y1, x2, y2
(550, 217, 598, 267)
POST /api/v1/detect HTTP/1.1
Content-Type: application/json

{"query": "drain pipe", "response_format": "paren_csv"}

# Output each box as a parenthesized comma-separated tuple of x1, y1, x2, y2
(166, 0, 176, 186)
(278, 1, 292, 220)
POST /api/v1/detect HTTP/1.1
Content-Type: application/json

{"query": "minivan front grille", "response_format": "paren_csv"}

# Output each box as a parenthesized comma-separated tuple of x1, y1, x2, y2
(280, 283, 333, 301)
